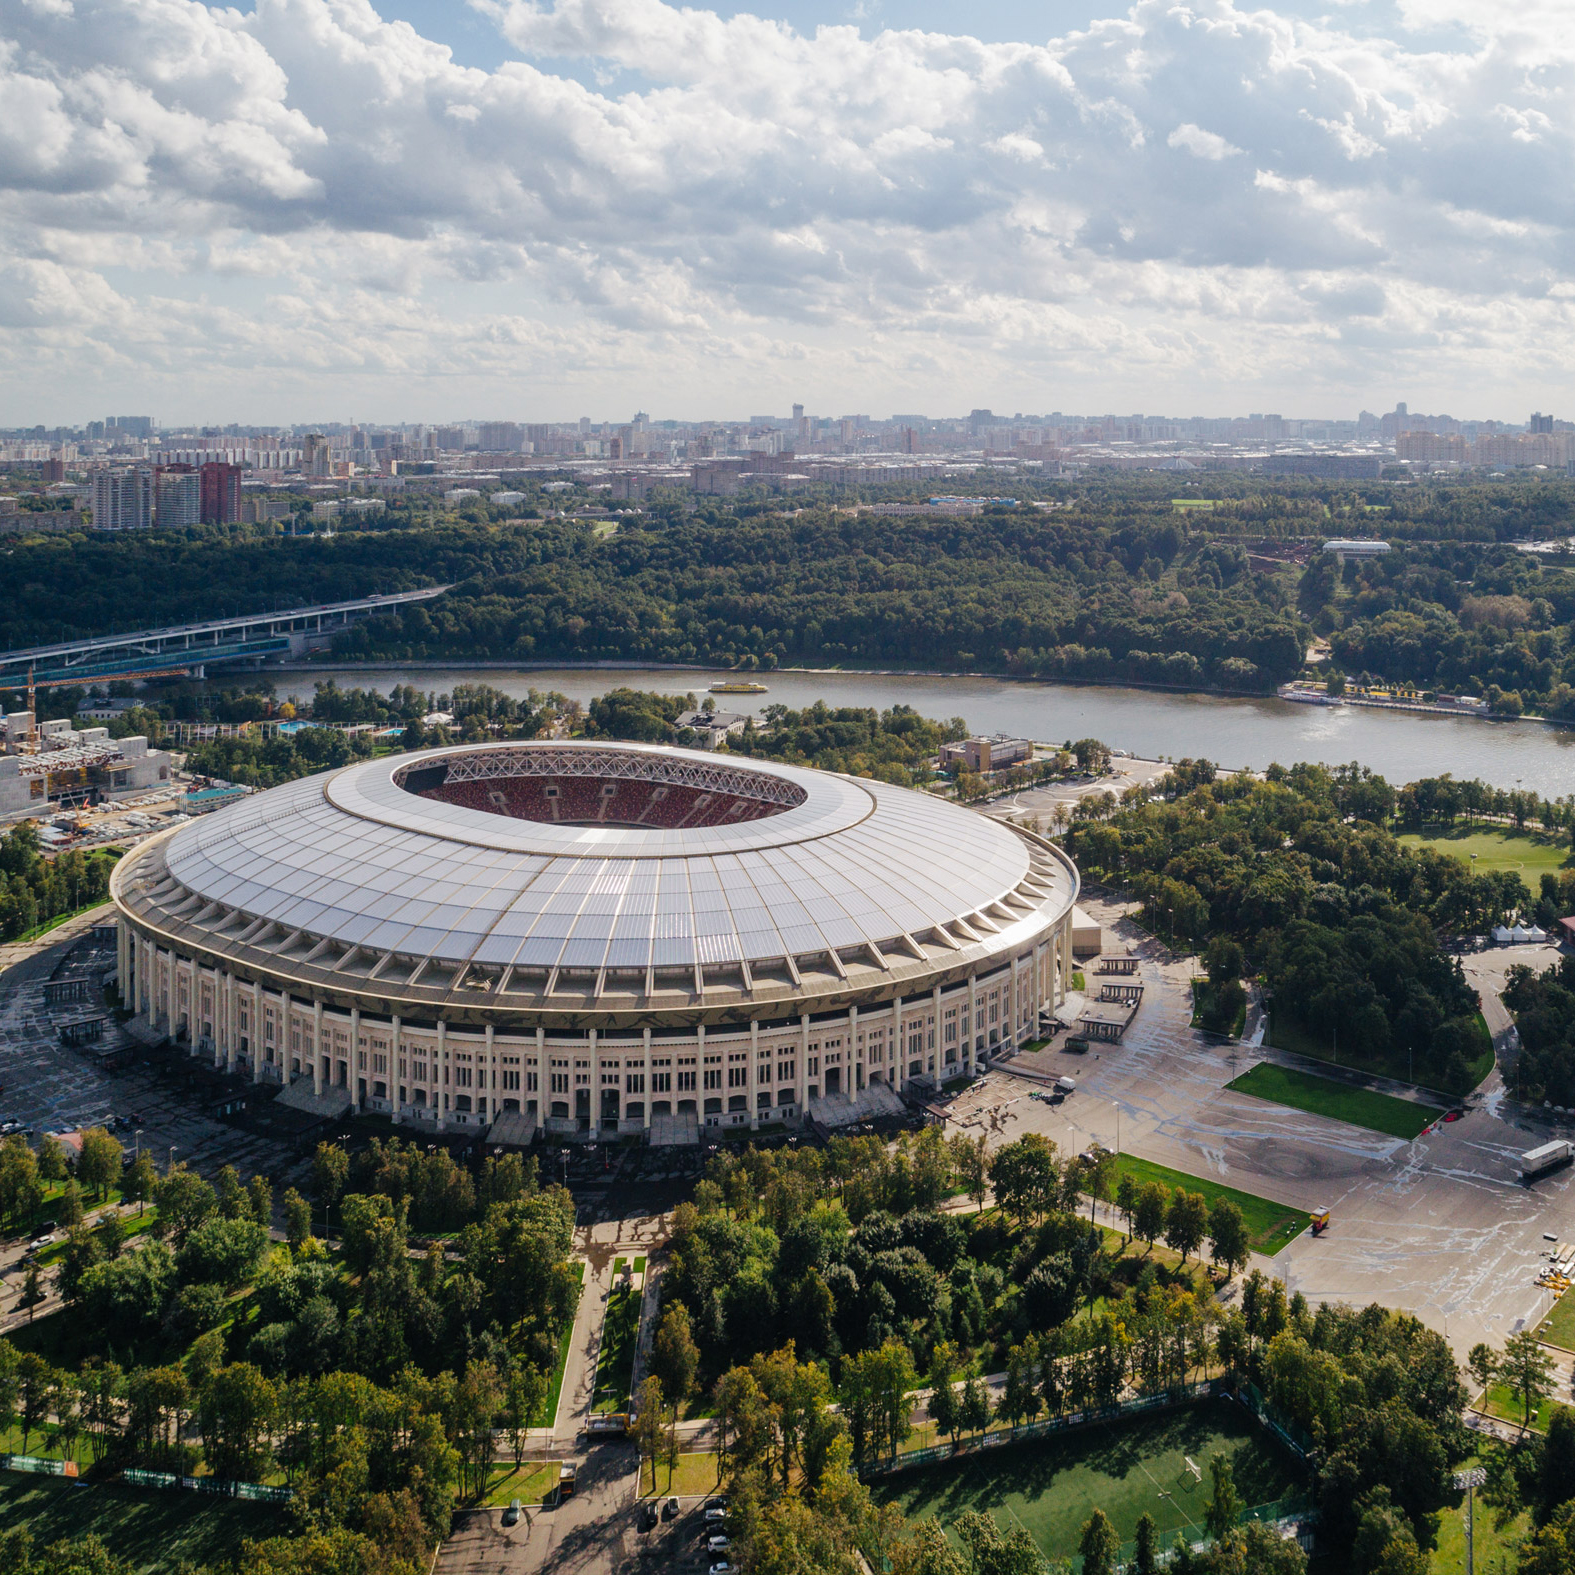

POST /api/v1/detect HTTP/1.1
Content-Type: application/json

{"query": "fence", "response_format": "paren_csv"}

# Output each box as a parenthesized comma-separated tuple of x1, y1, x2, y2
(2, 1454, 78, 1477)
(858, 1380, 1218, 1478)
(120, 1468, 292, 1502)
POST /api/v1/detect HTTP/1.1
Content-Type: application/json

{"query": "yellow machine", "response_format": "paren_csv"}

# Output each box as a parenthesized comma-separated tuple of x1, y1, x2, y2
(1311, 1208, 1331, 1237)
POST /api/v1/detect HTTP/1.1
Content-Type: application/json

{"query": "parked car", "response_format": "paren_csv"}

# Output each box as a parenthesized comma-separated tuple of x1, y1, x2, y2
(662, 1497, 680, 1522)
(704, 1499, 728, 1523)
(502, 1500, 521, 1527)
(711, 1565, 735, 1575)
(708, 1535, 730, 1553)
(638, 1503, 659, 1532)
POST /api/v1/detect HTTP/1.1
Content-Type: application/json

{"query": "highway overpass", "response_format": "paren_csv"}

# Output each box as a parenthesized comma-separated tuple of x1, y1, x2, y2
(0, 587, 451, 688)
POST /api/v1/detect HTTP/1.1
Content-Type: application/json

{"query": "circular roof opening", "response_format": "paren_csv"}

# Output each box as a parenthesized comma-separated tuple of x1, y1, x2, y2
(393, 746, 807, 831)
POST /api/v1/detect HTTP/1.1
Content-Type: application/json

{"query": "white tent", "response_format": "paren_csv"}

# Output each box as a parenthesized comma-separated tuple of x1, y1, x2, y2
(1527, 925, 1548, 942)
(1493, 925, 1515, 945)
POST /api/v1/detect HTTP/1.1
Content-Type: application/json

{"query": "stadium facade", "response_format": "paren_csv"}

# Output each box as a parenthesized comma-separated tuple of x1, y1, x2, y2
(111, 741, 1079, 1139)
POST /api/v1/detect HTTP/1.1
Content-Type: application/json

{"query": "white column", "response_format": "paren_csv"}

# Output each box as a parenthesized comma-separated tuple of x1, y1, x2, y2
(225, 973, 237, 1075)
(848, 1006, 859, 1101)
(968, 972, 979, 1071)
(799, 1013, 809, 1106)
(642, 1027, 652, 1128)
(312, 1000, 324, 1095)
(353, 1007, 364, 1109)
(484, 1023, 495, 1127)
(117, 923, 129, 1004)
(749, 1019, 760, 1128)
(390, 1015, 402, 1122)
(436, 1018, 446, 1120)
(280, 990, 294, 1081)
(252, 981, 264, 1083)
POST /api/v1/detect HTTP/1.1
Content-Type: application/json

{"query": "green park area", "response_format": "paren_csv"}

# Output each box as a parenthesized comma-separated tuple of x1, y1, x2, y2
(1267, 1009, 1493, 1096)
(878, 1401, 1306, 1565)
(1107, 1153, 1309, 1256)
(1398, 824, 1573, 880)
(1537, 1290, 1575, 1354)
(591, 1275, 640, 1414)
(0, 1472, 277, 1573)
(1227, 1062, 1442, 1142)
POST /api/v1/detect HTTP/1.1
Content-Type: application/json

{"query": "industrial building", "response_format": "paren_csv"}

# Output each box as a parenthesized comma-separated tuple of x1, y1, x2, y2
(0, 713, 173, 815)
(112, 741, 1079, 1142)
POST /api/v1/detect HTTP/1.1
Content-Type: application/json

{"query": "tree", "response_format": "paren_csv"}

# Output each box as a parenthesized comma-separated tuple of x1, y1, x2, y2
(961, 1375, 992, 1440)
(999, 1341, 1041, 1431)
(19, 1262, 43, 1320)
(282, 1187, 312, 1248)
(311, 1142, 349, 1231)
(1115, 1172, 1140, 1242)
(1207, 1198, 1251, 1280)
(36, 1134, 66, 1185)
(633, 1375, 667, 1492)
(1467, 1341, 1498, 1394)
(153, 1166, 216, 1246)
(57, 1179, 83, 1231)
(1503, 1330, 1556, 1434)
(123, 1152, 156, 1217)
(988, 1135, 1059, 1227)
(1133, 1512, 1160, 1575)
(1165, 1190, 1209, 1265)
(198, 1362, 277, 1482)
(17, 1352, 53, 1455)
(929, 1344, 960, 1447)
(651, 1302, 701, 1414)
(503, 1359, 547, 1467)
(1204, 1453, 1241, 1543)
(76, 1127, 122, 1202)
(949, 1132, 989, 1212)
(1133, 1182, 1170, 1250)
(1079, 1508, 1121, 1575)
(247, 1173, 274, 1228)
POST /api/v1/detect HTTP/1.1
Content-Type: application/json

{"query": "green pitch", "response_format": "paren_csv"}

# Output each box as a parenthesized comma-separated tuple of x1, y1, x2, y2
(1227, 1061, 1442, 1141)
(876, 1401, 1306, 1563)
(1397, 825, 1572, 879)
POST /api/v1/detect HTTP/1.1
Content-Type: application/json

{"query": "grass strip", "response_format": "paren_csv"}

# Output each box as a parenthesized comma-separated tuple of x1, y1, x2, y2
(1228, 1061, 1442, 1141)
(1108, 1153, 1309, 1256)
(1536, 1290, 1575, 1354)
(591, 1281, 640, 1414)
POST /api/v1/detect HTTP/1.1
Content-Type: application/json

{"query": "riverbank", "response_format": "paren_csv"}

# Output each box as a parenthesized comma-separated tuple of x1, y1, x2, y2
(238, 661, 1575, 799)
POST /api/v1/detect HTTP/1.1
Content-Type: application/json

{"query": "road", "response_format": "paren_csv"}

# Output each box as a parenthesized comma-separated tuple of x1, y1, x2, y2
(951, 897, 1575, 1358)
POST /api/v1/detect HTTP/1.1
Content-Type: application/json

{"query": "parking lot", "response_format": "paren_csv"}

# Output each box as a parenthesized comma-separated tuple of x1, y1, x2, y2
(950, 897, 1575, 1357)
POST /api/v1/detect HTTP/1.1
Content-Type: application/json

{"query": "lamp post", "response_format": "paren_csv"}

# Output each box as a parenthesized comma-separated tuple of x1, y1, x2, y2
(1454, 1467, 1485, 1575)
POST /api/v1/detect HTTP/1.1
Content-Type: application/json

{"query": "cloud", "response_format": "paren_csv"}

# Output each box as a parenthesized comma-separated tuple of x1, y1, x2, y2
(1167, 122, 1242, 159)
(1, 0, 1574, 417)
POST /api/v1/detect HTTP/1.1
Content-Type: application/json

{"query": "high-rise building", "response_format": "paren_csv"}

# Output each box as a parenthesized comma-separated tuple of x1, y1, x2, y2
(155, 465, 201, 528)
(92, 469, 154, 530)
(303, 433, 331, 476)
(200, 461, 242, 524)
(111, 415, 156, 439)
(1531, 412, 1555, 434)
(478, 422, 522, 451)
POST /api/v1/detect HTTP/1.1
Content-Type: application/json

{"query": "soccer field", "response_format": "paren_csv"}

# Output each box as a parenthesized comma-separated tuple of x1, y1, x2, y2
(1227, 1062, 1442, 1141)
(876, 1400, 1306, 1562)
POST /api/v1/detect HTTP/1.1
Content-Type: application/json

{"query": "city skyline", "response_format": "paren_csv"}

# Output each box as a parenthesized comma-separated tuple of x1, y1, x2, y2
(4, 0, 1573, 421)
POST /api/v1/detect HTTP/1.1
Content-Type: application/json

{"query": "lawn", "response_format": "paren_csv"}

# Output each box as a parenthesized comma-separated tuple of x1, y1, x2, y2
(1107, 1154, 1310, 1257)
(1536, 1290, 1575, 1353)
(875, 1400, 1307, 1564)
(1268, 1010, 1494, 1096)
(479, 1460, 561, 1509)
(1430, 1454, 1530, 1574)
(1227, 1062, 1443, 1142)
(1398, 824, 1574, 880)
(1481, 1381, 1557, 1436)
(639, 1450, 723, 1497)
(0, 1472, 277, 1572)
(592, 1279, 641, 1414)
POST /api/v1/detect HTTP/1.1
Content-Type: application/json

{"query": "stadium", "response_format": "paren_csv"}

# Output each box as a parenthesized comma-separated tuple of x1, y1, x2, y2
(110, 741, 1079, 1142)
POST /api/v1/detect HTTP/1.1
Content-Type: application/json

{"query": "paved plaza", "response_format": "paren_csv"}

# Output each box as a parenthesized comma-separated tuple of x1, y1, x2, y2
(950, 897, 1575, 1357)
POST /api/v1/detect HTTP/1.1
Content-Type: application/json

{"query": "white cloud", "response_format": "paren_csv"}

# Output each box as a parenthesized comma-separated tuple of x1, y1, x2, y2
(1167, 122, 1243, 159)
(1, 0, 1574, 418)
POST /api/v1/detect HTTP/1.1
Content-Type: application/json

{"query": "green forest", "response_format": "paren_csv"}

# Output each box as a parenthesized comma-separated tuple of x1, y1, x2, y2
(9, 474, 1575, 706)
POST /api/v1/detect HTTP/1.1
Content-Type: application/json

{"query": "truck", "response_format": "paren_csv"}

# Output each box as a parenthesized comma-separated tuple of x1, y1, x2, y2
(1521, 1140, 1573, 1185)
(585, 1412, 629, 1438)
(557, 1462, 577, 1502)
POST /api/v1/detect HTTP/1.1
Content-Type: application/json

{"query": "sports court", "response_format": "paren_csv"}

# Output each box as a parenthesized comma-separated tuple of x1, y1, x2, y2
(876, 1400, 1307, 1562)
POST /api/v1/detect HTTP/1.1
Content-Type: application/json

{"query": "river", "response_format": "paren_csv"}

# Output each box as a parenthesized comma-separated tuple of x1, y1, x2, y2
(272, 664, 1575, 798)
